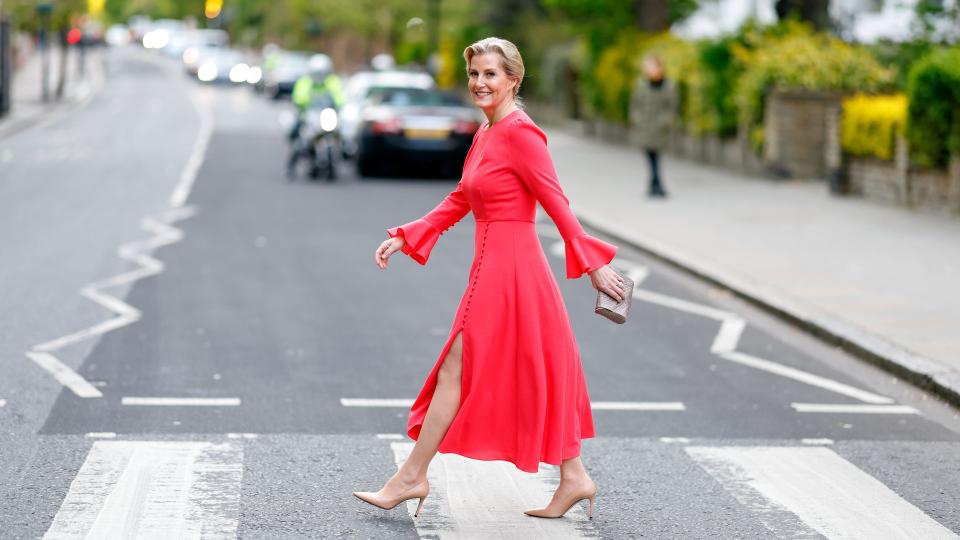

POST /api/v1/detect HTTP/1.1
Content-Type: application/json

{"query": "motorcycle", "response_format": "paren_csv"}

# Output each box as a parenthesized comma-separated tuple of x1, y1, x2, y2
(287, 94, 340, 181)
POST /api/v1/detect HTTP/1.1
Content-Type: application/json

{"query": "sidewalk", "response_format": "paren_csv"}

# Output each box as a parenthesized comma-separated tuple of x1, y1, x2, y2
(0, 43, 103, 140)
(547, 127, 960, 407)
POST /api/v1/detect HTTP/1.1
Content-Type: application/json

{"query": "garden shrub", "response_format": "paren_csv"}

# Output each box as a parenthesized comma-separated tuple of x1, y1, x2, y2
(906, 47, 960, 168)
(841, 93, 907, 161)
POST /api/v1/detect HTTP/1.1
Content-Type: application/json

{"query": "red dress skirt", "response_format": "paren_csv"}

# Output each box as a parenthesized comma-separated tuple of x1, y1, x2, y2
(387, 109, 617, 473)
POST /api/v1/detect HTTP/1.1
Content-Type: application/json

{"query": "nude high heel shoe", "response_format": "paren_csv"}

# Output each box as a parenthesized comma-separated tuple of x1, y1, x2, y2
(523, 484, 597, 519)
(352, 479, 430, 517)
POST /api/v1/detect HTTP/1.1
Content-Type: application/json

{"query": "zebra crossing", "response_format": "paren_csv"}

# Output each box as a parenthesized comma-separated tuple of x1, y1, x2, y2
(37, 434, 959, 539)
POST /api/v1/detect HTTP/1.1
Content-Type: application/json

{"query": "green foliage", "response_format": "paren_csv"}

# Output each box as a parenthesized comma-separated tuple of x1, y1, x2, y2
(694, 37, 739, 136)
(591, 30, 643, 122)
(867, 40, 937, 90)
(906, 47, 960, 167)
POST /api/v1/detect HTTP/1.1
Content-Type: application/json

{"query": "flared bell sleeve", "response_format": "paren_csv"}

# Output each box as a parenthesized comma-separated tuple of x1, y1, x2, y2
(387, 180, 471, 265)
(508, 119, 617, 279)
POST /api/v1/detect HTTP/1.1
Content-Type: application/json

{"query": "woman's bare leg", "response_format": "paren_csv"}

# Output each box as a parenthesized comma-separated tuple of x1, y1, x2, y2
(373, 332, 463, 494)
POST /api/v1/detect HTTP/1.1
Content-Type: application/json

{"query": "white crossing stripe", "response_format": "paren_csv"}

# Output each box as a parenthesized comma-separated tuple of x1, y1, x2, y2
(660, 437, 691, 443)
(801, 438, 835, 445)
(791, 403, 919, 414)
(343, 398, 685, 411)
(376, 433, 404, 439)
(592, 401, 685, 410)
(341, 398, 414, 407)
(686, 446, 958, 540)
(121, 397, 241, 406)
(44, 441, 243, 539)
(0, 399, 6, 407)
(85, 433, 117, 439)
(389, 441, 593, 539)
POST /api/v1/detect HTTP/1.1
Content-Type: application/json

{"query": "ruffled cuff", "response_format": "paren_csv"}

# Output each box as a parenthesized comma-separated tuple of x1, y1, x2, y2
(387, 219, 441, 266)
(564, 234, 617, 279)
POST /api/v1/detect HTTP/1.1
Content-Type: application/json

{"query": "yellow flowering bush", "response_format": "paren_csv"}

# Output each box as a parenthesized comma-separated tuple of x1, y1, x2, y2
(841, 93, 907, 161)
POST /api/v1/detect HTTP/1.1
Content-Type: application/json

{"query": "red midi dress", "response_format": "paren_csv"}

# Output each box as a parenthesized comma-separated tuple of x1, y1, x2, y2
(387, 109, 617, 473)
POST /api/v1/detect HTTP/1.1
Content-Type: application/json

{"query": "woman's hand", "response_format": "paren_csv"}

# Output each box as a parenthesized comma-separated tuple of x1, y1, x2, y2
(375, 237, 405, 269)
(588, 265, 627, 303)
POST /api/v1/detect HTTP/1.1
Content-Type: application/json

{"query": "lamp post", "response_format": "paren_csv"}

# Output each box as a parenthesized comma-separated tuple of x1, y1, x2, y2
(0, 0, 11, 117)
(36, 2, 53, 102)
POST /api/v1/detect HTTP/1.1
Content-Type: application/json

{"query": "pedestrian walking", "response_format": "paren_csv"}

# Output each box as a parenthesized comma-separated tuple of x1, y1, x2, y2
(630, 54, 677, 198)
(357, 37, 627, 520)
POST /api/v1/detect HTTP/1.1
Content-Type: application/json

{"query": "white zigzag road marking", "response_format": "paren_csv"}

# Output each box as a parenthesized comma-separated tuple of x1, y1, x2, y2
(549, 240, 895, 405)
(26, 207, 198, 398)
(24, 71, 213, 401)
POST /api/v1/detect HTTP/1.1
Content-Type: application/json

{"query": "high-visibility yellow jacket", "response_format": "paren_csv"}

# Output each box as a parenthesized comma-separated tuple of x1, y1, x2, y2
(292, 73, 346, 110)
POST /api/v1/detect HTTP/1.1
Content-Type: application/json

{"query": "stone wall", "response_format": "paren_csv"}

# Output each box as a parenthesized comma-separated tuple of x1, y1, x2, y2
(763, 89, 843, 179)
(847, 136, 960, 215)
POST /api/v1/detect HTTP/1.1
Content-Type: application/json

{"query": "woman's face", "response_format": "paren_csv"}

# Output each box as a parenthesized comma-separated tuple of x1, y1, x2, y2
(468, 53, 517, 112)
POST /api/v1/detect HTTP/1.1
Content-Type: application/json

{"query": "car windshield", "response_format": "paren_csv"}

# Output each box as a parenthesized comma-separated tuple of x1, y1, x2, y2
(279, 54, 309, 70)
(371, 88, 464, 107)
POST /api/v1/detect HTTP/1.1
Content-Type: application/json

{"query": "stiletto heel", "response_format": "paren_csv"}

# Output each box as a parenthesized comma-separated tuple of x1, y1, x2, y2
(353, 479, 430, 516)
(524, 483, 598, 519)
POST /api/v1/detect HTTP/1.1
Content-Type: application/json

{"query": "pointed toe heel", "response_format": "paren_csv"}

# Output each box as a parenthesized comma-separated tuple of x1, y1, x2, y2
(352, 479, 430, 516)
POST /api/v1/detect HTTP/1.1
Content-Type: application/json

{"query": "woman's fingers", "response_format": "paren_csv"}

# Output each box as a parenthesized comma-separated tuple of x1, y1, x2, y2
(375, 241, 393, 269)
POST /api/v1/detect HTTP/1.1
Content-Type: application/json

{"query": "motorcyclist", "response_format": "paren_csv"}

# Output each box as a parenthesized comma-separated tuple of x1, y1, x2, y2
(290, 54, 345, 134)
(287, 54, 347, 177)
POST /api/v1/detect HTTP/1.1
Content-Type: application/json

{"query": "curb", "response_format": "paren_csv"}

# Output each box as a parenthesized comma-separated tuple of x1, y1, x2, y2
(573, 206, 960, 410)
(0, 49, 106, 141)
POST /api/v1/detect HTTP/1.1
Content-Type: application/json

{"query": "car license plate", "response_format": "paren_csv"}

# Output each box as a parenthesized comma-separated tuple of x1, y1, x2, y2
(405, 128, 449, 140)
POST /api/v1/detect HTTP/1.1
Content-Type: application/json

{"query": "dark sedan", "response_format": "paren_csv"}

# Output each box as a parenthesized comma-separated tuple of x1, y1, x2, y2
(355, 88, 482, 177)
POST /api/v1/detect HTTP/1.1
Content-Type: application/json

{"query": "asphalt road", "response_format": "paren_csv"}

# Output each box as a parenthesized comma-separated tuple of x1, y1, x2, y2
(2, 47, 959, 539)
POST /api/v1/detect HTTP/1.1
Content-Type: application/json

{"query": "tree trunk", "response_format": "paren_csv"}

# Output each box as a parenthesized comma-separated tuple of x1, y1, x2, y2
(775, 0, 831, 30)
(635, 0, 670, 32)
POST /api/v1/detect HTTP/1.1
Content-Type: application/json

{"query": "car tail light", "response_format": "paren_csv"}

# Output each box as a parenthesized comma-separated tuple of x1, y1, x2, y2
(453, 120, 480, 135)
(370, 118, 403, 135)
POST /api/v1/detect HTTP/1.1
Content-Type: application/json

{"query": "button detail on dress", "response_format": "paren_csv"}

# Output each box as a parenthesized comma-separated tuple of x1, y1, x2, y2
(463, 222, 490, 324)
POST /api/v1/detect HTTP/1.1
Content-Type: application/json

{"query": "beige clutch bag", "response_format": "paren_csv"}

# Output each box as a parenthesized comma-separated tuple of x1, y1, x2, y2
(594, 274, 634, 324)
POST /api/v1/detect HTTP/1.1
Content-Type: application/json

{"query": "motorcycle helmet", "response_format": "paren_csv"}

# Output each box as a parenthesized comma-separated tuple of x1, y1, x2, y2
(308, 53, 333, 81)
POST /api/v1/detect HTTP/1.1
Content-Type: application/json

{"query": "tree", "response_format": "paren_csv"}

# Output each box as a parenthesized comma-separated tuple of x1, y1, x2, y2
(774, 0, 830, 31)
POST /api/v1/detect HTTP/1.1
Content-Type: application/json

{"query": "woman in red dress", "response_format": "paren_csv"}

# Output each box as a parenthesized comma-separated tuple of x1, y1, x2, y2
(354, 37, 627, 519)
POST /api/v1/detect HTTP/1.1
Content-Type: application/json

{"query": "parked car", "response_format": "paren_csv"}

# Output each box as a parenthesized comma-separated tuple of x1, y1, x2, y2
(195, 48, 249, 84)
(355, 87, 481, 177)
(141, 19, 184, 50)
(261, 51, 311, 99)
(340, 69, 435, 158)
(177, 29, 229, 64)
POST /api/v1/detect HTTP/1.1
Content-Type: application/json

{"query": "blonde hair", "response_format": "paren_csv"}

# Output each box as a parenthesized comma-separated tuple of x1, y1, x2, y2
(463, 37, 525, 106)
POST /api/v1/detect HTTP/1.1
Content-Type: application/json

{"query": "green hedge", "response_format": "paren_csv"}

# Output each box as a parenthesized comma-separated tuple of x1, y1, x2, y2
(906, 47, 960, 168)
